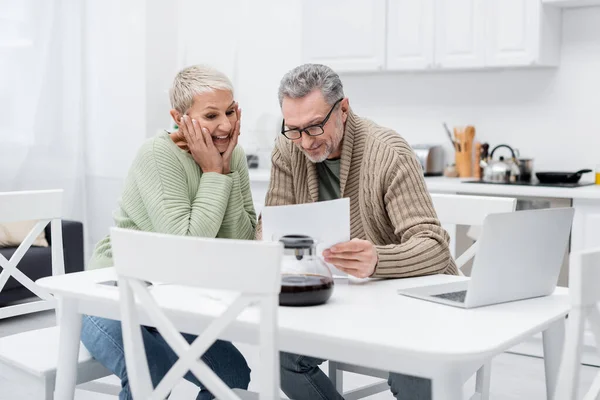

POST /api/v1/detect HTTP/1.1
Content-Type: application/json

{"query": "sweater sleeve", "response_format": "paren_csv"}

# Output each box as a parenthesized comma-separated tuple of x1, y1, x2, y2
(133, 139, 233, 238)
(255, 142, 295, 240)
(372, 154, 457, 278)
(218, 146, 257, 240)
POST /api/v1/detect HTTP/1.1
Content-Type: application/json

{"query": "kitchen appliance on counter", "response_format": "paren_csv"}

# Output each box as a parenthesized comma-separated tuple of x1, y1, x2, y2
(246, 154, 259, 169)
(412, 144, 444, 176)
(481, 144, 521, 183)
(513, 149, 534, 182)
(517, 158, 534, 182)
(536, 169, 592, 184)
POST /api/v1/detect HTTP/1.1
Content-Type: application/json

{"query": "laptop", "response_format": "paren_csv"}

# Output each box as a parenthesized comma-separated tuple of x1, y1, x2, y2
(398, 207, 574, 309)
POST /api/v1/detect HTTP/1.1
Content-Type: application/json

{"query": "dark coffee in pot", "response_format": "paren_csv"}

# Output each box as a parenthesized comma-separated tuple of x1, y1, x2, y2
(279, 274, 334, 306)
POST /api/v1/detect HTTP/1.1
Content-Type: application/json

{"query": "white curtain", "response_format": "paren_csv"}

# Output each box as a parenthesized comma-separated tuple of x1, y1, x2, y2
(0, 0, 88, 242)
(0, 0, 301, 262)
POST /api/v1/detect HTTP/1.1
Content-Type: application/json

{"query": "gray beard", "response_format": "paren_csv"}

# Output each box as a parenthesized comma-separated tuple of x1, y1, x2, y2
(303, 145, 331, 163)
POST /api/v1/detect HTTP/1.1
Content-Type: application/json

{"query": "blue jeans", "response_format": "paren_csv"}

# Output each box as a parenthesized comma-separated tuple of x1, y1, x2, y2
(280, 352, 431, 400)
(81, 315, 251, 400)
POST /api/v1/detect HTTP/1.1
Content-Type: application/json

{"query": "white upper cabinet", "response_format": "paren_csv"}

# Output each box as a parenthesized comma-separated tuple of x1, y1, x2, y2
(301, 0, 562, 72)
(301, 0, 386, 72)
(435, 0, 486, 69)
(486, 0, 561, 66)
(386, 0, 435, 70)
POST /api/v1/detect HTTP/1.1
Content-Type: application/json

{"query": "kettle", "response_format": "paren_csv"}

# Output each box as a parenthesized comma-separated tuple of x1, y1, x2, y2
(481, 144, 521, 183)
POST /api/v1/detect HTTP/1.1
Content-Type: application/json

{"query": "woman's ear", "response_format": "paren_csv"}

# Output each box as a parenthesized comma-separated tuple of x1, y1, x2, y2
(170, 109, 182, 126)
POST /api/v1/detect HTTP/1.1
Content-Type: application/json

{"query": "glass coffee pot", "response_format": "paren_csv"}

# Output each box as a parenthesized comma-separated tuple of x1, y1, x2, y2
(278, 235, 334, 306)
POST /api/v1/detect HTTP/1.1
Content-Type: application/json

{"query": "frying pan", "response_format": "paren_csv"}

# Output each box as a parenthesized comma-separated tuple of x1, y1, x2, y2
(535, 169, 592, 184)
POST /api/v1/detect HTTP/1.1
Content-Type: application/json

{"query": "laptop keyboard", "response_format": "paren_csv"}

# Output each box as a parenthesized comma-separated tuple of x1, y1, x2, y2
(431, 290, 468, 303)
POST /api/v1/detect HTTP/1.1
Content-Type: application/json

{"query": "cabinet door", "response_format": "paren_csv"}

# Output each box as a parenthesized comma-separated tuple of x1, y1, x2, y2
(435, 0, 486, 69)
(301, 0, 386, 72)
(485, 0, 539, 66)
(572, 199, 600, 252)
(386, 0, 434, 70)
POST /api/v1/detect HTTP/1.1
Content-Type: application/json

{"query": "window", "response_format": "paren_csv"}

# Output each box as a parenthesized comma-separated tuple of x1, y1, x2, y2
(0, 0, 39, 145)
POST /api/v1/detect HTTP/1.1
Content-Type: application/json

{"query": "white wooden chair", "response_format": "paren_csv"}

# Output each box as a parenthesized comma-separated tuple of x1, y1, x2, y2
(554, 248, 600, 400)
(0, 190, 117, 399)
(328, 193, 517, 400)
(0, 190, 64, 319)
(111, 227, 283, 400)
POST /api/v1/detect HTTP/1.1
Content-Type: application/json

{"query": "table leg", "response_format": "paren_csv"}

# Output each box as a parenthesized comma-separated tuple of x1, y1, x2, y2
(328, 361, 344, 393)
(54, 298, 82, 400)
(474, 361, 492, 400)
(543, 317, 566, 400)
(432, 372, 463, 400)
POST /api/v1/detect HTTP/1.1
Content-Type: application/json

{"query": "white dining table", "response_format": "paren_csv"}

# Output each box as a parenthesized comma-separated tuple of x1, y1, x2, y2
(38, 268, 569, 400)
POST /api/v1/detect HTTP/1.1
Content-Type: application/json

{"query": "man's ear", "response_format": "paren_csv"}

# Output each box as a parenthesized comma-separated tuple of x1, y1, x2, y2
(340, 98, 350, 122)
(170, 109, 182, 126)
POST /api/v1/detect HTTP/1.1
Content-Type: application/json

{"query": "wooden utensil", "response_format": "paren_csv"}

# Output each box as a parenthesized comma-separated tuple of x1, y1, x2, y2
(443, 122, 459, 151)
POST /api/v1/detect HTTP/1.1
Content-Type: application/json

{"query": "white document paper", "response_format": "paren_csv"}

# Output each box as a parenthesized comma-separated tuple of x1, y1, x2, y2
(261, 198, 351, 277)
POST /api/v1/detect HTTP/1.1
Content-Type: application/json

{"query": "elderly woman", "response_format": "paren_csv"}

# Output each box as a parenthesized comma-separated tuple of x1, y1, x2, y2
(81, 65, 255, 399)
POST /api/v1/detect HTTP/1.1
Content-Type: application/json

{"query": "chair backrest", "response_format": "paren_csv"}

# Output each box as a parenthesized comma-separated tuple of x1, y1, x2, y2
(430, 194, 516, 272)
(111, 228, 283, 400)
(0, 189, 64, 319)
(555, 248, 600, 400)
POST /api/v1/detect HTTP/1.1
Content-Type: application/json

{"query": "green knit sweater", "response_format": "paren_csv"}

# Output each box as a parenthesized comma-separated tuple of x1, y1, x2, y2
(88, 132, 256, 269)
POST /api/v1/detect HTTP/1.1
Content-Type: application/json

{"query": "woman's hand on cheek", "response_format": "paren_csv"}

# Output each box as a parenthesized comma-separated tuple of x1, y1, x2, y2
(181, 115, 224, 174)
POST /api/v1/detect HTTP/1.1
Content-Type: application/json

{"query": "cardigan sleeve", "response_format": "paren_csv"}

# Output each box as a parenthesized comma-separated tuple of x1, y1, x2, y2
(372, 153, 457, 277)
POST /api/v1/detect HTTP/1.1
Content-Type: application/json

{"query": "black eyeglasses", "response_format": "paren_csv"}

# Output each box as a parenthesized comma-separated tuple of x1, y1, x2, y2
(281, 98, 343, 140)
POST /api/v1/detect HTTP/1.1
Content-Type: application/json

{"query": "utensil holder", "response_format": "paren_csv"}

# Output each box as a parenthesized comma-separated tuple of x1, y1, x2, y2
(454, 126, 475, 178)
(455, 145, 472, 177)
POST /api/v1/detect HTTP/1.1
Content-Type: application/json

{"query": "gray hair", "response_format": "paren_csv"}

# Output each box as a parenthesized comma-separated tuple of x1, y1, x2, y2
(169, 65, 234, 114)
(278, 64, 344, 107)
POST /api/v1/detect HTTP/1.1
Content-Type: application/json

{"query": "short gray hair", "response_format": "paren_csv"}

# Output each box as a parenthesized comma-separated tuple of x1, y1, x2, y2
(169, 65, 234, 114)
(278, 64, 344, 107)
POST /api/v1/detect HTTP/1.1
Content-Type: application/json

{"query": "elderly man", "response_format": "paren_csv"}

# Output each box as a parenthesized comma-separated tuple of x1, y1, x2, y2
(257, 63, 457, 400)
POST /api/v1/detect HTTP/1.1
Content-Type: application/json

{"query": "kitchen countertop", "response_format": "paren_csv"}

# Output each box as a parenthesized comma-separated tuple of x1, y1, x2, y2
(250, 169, 600, 200)
(424, 177, 600, 200)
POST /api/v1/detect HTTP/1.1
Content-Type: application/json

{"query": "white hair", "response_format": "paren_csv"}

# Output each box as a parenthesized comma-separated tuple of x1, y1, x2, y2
(278, 64, 344, 107)
(169, 65, 234, 114)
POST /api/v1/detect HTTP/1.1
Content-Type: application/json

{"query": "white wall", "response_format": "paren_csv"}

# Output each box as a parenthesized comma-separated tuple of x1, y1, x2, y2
(146, 0, 178, 137)
(177, 0, 303, 161)
(342, 7, 600, 173)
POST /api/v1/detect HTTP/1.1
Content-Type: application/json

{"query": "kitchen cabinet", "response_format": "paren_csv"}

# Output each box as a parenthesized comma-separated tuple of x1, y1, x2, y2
(386, 0, 434, 70)
(301, 0, 562, 72)
(301, 0, 386, 72)
(434, 0, 486, 69)
(486, 0, 561, 67)
(572, 199, 600, 252)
